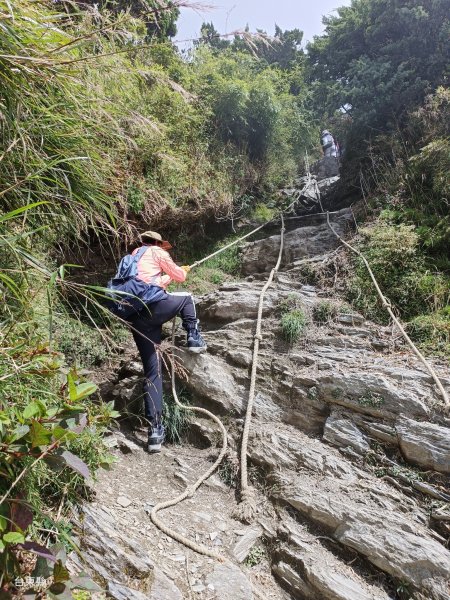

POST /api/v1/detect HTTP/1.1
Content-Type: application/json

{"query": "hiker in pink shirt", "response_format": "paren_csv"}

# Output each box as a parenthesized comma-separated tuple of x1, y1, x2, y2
(129, 231, 206, 453)
(131, 239, 187, 290)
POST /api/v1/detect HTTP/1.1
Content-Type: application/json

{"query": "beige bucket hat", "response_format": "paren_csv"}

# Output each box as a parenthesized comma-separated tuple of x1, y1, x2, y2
(140, 230, 172, 250)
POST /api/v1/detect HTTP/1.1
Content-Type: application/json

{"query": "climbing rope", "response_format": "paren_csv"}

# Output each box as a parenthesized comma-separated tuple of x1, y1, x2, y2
(149, 214, 286, 558)
(235, 214, 285, 523)
(189, 220, 270, 269)
(326, 211, 450, 410)
(149, 321, 228, 561)
(149, 173, 449, 566)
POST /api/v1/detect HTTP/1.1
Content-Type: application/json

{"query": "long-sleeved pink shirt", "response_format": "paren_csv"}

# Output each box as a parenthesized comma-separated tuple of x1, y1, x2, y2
(132, 246, 186, 290)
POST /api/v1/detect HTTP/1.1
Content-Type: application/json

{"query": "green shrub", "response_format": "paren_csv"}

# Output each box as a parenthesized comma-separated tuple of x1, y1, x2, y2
(313, 300, 337, 323)
(0, 337, 118, 587)
(127, 181, 146, 213)
(407, 310, 450, 357)
(252, 203, 276, 224)
(347, 224, 449, 324)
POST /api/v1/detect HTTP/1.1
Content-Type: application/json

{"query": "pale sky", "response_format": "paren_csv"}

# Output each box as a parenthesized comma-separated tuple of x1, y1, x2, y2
(175, 0, 352, 49)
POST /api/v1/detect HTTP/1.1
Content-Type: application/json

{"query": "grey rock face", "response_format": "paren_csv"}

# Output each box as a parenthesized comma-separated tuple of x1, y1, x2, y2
(205, 563, 253, 599)
(149, 568, 184, 600)
(273, 517, 393, 600)
(336, 312, 365, 325)
(178, 349, 245, 414)
(72, 504, 154, 587)
(107, 581, 150, 600)
(323, 412, 370, 454)
(396, 416, 450, 474)
(251, 427, 450, 597)
(273, 558, 389, 600)
(200, 283, 279, 322)
(111, 375, 143, 419)
(68, 504, 183, 599)
(318, 371, 430, 418)
(241, 209, 353, 275)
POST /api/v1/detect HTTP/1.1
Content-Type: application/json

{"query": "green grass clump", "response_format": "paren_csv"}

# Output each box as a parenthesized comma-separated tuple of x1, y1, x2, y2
(313, 300, 337, 324)
(278, 294, 308, 343)
(281, 309, 308, 343)
(244, 545, 267, 567)
(162, 390, 192, 444)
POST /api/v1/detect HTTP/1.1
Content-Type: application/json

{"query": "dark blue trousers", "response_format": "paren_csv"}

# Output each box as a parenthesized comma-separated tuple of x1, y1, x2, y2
(130, 292, 197, 426)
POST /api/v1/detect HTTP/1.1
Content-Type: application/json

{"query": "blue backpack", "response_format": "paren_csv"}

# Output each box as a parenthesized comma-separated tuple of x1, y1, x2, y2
(107, 247, 165, 319)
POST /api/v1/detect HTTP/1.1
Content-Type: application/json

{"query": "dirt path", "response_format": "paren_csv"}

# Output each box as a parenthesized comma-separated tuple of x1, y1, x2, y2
(93, 429, 286, 599)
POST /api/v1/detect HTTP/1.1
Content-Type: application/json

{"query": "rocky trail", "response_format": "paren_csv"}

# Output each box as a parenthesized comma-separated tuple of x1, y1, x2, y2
(69, 169, 450, 600)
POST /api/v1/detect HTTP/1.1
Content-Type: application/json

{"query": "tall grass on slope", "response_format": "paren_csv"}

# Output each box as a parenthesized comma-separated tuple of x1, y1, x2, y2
(0, 1, 136, 245)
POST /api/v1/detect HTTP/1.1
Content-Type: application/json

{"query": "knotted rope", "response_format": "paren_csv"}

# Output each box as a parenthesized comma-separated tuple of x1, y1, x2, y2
(234, 214, 286, 523)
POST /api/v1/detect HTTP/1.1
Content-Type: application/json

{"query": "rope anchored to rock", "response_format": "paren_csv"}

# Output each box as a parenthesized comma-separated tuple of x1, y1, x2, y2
(234, 214, 285, 523)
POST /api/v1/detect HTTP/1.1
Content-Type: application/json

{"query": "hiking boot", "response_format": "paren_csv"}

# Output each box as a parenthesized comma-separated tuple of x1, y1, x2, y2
(186, 324, 207, 353)
(148, 424, 165, 453)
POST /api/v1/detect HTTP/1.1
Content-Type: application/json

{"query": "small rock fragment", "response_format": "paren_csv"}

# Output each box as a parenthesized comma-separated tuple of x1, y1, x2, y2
(233, 526, 263, 563)
(396, 416, 450, 474)
(323, 413, 370, 455)
(116, 496, 132, 508)
(206, 563, 253, 600)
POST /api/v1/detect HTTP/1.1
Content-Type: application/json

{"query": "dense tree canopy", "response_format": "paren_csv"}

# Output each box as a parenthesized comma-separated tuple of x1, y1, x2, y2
(308, 0, 449, 131)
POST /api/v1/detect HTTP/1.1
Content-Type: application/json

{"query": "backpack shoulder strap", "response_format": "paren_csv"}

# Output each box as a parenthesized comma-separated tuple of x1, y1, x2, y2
(134, 246, 148, 262)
